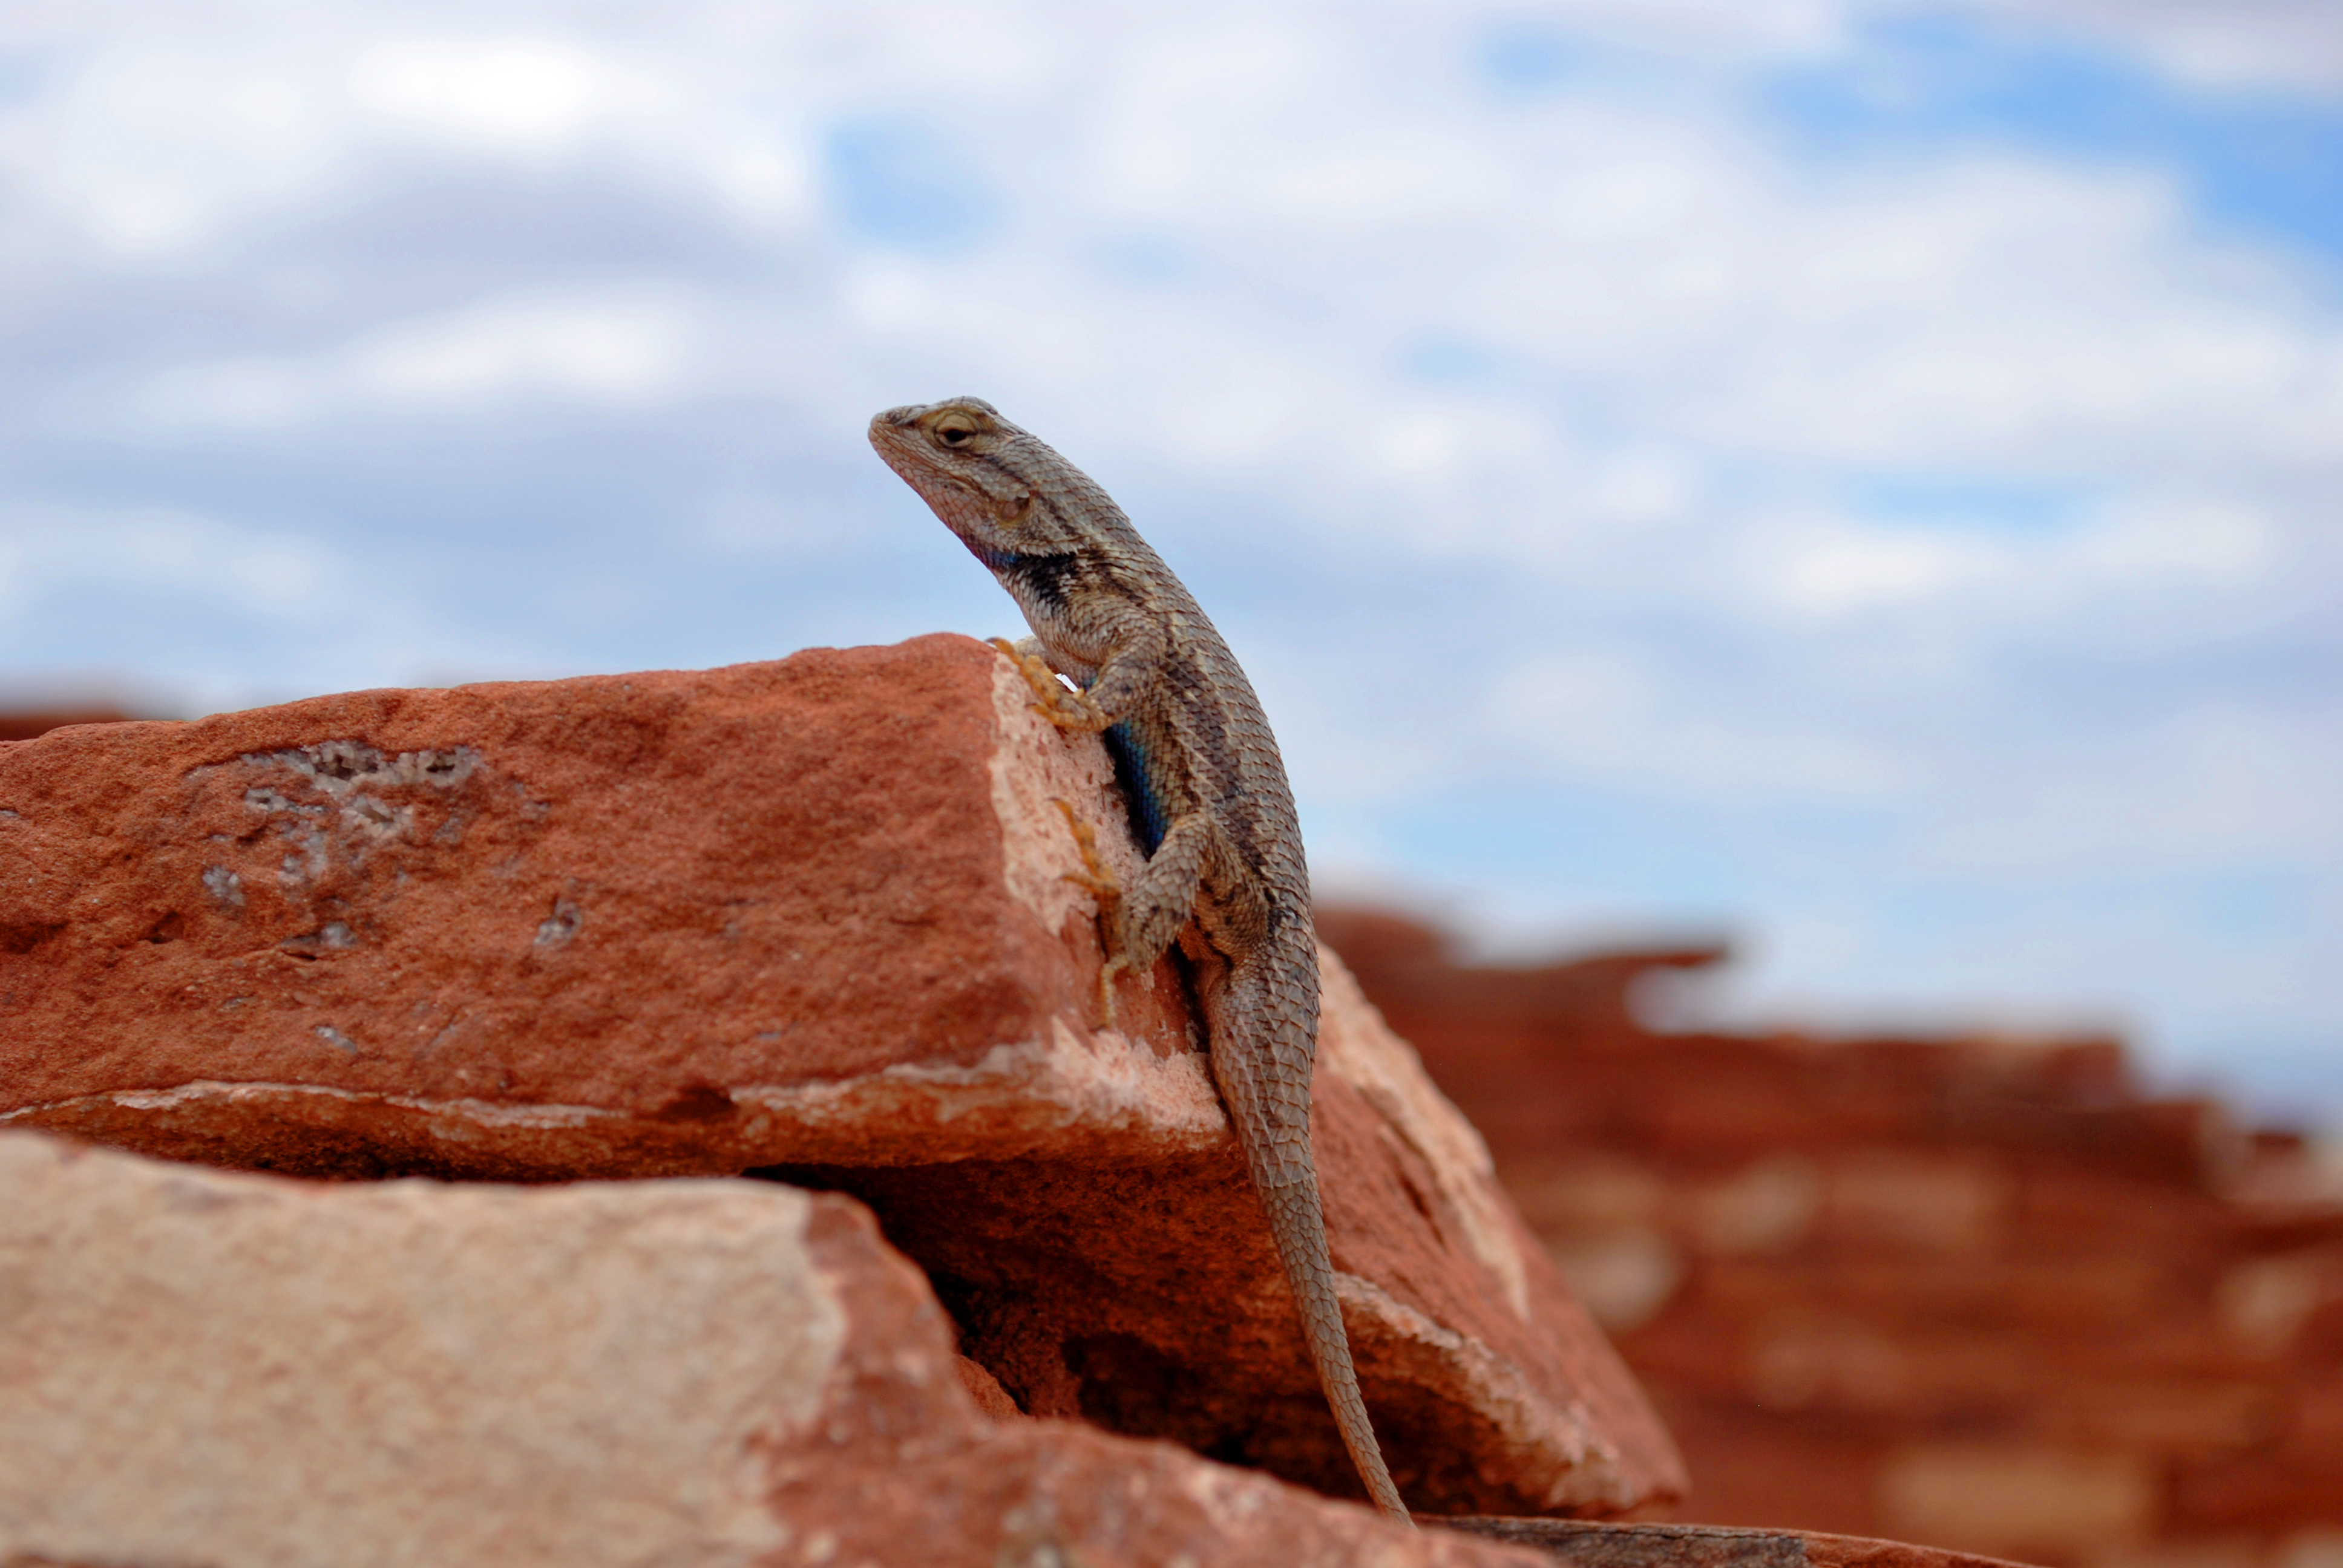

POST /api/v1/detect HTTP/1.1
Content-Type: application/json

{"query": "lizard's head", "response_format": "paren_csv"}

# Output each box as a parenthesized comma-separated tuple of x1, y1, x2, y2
(868, 396, 1041, 554)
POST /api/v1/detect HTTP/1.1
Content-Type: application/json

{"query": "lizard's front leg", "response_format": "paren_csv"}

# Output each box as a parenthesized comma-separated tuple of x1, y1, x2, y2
(1051, 799, 1218, 1027)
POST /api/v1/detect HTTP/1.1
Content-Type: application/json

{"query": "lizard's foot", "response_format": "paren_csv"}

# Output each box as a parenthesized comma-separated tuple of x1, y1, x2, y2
(990, 637, 1107, 732)
(1052, 797, 1127, 1028)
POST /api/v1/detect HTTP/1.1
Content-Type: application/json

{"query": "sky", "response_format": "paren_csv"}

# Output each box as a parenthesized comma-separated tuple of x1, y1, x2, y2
(1, 0, 2337, 1119)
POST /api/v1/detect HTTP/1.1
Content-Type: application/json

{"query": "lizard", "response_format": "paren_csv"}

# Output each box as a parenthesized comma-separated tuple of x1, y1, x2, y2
(868, 395, 1412, 1524)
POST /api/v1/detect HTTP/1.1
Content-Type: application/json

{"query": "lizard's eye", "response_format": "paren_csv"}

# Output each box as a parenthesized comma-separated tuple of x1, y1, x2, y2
(934, 420, 977, 447)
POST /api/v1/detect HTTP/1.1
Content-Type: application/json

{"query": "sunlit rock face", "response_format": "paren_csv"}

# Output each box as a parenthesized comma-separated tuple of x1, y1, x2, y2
(0, 1131, 1553, 1568)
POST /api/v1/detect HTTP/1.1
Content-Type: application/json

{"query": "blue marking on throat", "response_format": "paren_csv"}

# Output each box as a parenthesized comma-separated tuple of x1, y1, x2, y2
(1102, 723, 1168, 856)
(967, 540, 1032, 572)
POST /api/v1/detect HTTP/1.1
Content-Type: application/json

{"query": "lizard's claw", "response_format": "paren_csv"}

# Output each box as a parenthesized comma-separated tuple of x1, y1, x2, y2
(990, 637, 1107, 732)
(1053, 798, 1119, 901)
(1052, 797, 1127, 1028)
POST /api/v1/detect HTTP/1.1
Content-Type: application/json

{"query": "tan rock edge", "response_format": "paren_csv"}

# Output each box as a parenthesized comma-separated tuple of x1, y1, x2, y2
(0, 1131, 1544, 1568)
(0, 635, 1682, 1516)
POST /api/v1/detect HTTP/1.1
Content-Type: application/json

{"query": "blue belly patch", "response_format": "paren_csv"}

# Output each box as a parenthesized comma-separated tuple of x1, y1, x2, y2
(1102, 723, 1170, 856)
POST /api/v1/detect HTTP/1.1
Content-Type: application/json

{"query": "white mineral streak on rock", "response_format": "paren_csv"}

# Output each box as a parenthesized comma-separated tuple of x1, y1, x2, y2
(0, 1132, 840, 1568)
(731, 1017, 1229, 1157)
(986, 652, 1141, 936)
(73, 1078, 620, 1128)
(1317, 946, 1534, 1321)
(4, 1020, 1236, 1169)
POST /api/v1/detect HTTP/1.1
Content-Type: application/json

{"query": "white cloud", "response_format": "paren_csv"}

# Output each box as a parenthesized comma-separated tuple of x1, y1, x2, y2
(0, 18, 823, 255)
(352, 295, 698, 404)
(0, 39, 346, 250)
(1486, 0, 2343, 90)
(1763, 521, 2008, 617)
(1899, 0, 2343, 91)
(1486, 648, 1915, 803)
(131, 292, 707, 426)
(1913, 701, 2343, 875)
(0, 505, 521, 715)
(0, 509, 335, 619)
(350, 37, 658, 152)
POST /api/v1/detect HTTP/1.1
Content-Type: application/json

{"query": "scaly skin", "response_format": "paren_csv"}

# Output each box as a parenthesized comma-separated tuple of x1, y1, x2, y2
(869, 396, 1411, 1524)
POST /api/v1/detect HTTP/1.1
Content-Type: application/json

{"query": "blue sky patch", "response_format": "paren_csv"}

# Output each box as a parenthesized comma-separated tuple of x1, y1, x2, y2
(1765, 13, 2343, 267)
(1398, 335, 1502, 384)
(1846, 472, 2091, 534)
(824, 117, 997, 252)
(1478, 25, 1582, 95)
(1378, 780, 1759, 915)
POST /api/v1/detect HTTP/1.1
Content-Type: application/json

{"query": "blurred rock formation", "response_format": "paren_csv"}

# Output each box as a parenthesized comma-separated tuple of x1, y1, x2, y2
(0, 705, 136, 740)
(1319, 909, 2343, 1568)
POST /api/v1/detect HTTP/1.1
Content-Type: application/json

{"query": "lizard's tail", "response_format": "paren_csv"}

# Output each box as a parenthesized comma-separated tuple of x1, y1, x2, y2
(1209, 952, 1413, 1526)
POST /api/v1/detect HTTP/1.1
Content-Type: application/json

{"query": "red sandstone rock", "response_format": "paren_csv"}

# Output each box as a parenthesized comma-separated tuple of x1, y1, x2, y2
(0, 1131, 1542, 1568)
(1436, 1517, 2037, 1568)
(1319, 908, 2343, 1568)
(0, 637, 1682, 1517)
